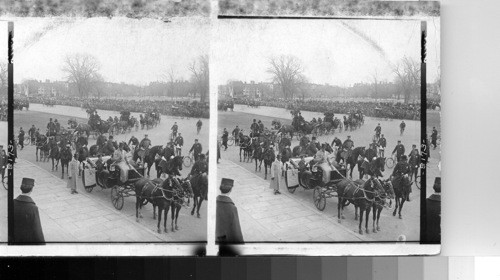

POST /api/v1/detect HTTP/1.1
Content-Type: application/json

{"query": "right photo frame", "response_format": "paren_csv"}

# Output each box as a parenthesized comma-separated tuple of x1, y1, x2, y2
(214, 17, 440, 249)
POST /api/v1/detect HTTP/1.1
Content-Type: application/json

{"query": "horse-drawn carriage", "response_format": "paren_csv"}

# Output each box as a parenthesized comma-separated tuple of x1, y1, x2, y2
(82, 156, 145, 210)
(284, 156, 347, 211)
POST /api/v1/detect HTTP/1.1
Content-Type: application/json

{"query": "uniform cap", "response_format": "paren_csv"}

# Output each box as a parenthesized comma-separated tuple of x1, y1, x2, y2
(220, 178, 234, 193)
(20, 178, 35, 193)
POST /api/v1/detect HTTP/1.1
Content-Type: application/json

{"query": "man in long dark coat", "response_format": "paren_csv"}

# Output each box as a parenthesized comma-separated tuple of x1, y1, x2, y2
(424, 177, 441, 244)
(216, 178, 243, 244)
(13, 178, 45, 244)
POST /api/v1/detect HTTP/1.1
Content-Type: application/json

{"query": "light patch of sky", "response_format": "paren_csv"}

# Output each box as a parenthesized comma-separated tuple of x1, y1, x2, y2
(212, 19, 439, 86)
(10, 17, 209, 86)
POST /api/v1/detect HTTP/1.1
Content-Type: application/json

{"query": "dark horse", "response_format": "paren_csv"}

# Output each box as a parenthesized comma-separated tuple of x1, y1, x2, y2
(239, 135, 252, 162)
(157, 155, 184, 179)
(371, 179, 395, 233)
(134, 177, 193, 233)
(190, 173, 208, 218)
(337, 146, 365, 178)
(134, 145, 163, 177)
(391, 174, 413, 219)
(336, 178, 384, 235)
(359, 156, 386, 180)
(262, 147, 275, 180)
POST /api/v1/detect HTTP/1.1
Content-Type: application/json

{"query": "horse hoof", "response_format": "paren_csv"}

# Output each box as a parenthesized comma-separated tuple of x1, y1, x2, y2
(139, 214, 143, 219)
(342, 215, 345, 219)
(392, 212, 396, 216)
(399, 215, 402, 219)
(359, 230, 363, 235)
(354, 217, 358, 221)
(377, 226, 380, 231)
(164, 229, 168, 233)
(175, 226, 179, 230)
(373, 229, 377, 233)
(191, 211, 194, 216)
(171, 228, 175, 232)
(338, 219, 341, 223)
(366, 229, 370, 234)
(157, 229, 161, 234)
(136, 218, 139, 223)
(197, 214, 201, 218)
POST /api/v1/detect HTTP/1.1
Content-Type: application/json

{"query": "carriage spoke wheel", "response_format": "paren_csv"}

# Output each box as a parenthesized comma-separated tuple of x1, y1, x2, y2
(386, 158, 395, 169)
(415, 175, 421, 190)
(2, 174, 7, 190)
(228, 138, 234, 146)
(313, 186, 326, 211)
(183, 157, 192, 168)
(111, 186, 124, 210)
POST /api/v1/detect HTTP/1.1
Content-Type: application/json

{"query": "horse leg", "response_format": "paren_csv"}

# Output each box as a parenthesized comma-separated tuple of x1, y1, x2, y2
(136, 197, 141, 222)
(171, 204, 176, 232)
(337, 197, 343, 223)
(399, 199, 404, 219)
(175, 205, 181, 230)
(354, 204, 358, 220)
(264, 164, 268, 180)
(358, 208, 364, 234)
(365, 206, 371, 234)
(157, 207, 162, 233)
(153, 204, 156, 219)
(376, 207, 381, 231)
(393, 197, 399, 216)
(197, 197, 202, 218)
(164, 203, 169, 233)
(191, 196, 197, 216)
(255, 159, 258, 172)
(259, 159, 262, 172)
(372, 205, 377, 233)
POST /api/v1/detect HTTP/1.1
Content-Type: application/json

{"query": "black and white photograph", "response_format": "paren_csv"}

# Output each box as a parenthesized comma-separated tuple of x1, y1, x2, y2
(11, 17, 209, 243)
(215, 18, 440, 243)
(0, 21, 8, 242)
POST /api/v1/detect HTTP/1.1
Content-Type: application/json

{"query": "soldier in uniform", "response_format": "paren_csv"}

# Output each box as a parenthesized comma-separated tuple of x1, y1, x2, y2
(174, 133, 184, 156)
(378, 134, 387, 157)
(221, 128, 229, 151)
(331, 136, 342, 148)
(18, 127, 25, 150)
(408, 144, 420, 181)
(365, 142, 378, 162)
(392, 154, 412, 201)
(342, 135, 354, 150)
(28, 125, 36, 145)
(13, 178, 45, 244)
(190, 153, 208, 177)
(189, 139, 203, 162)
(216, 178, 243, 244)
(299, 134, 309, 148)
(392, 140, 406, 162)
(250, 119, 259, 135)
(258, 120, 264, 133)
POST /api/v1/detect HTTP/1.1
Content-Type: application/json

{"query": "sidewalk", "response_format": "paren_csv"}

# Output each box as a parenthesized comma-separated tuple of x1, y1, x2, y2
(217, 159, 368, 242)
(13, 159, 164, 242)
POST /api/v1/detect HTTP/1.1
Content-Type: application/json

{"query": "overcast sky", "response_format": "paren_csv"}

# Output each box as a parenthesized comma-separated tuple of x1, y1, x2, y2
(212, 18, 440, 87)
(8, 17, 209, 85)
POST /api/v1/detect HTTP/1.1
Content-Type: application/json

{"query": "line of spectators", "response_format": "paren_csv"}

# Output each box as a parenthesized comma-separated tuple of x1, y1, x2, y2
(25, 96, 210, 119)
(233, 97, 421, 120)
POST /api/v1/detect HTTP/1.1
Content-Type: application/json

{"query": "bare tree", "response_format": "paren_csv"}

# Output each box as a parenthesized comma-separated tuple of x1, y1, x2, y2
(62, 53, 102, 98)
(162, 66, 177, 98)
(188, 55, 209, 102)
(267, 55, 305, 100)
(393, 56, 420, 103)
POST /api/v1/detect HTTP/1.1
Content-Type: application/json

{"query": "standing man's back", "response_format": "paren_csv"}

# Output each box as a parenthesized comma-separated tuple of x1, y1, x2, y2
(13, 178, 45, 244)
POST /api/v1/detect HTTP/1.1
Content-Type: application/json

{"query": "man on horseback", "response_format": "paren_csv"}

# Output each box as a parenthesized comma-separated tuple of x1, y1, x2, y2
(392, 155, 412, 201)
(365, 143, 378, 163)
(221, 128, 229, 151)
(299, 134, 309, 148)
(139, 134, 151, 163)
(342, 135, 354, 150)
(47, 118, 56, 137)
(28, 125, 36, 145)
(18, 127, 25, 150)
(171, 122, 178, 139)
(127, 135, 139, 151)
(250, 119, 259, 135)
(190, 153, 208, 177)
(331, 136, 342, 149)
(258, 120, 264, 133)
(375, 123, 382, 135)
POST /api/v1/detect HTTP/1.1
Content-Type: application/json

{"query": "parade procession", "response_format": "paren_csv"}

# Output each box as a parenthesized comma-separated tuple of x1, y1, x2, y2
(215, 18, 440, 243)
(10, 17, 210, 243)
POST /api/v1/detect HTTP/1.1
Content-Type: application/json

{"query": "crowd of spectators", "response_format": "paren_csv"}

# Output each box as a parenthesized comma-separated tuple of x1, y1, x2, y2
(26, 96, 210, 119)
(234, 97, 421, 120)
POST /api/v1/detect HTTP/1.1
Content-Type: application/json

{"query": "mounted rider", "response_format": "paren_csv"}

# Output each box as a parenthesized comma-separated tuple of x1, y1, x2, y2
(171, 122, 178, 139)
(365, 142, 378, 163)
(250, 119, 259, 135)
(232, 126, 240, 146)
(378, 134, 387, 157)
(190, 153, 208, 177)
(47, 118, 56, 137)
(258, 120, 264, 133)
(392, 140, 406, 162)
(392, 154, 412, 201)
(299, 134, 309, 148)
(331, 137, 342, 149)
(127, 135, 139, 151)
(138, 134, 151, 163)
(408, 144, 420, 181)
(174, 133, 184, 156)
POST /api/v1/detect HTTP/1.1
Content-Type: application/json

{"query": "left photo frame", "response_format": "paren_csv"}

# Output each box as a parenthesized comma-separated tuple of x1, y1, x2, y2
(0, 21, 9, 243)
(7, 17, 209, 248)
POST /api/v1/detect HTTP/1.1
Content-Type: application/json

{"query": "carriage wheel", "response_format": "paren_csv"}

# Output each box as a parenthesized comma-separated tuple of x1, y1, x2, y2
(183, 156, 192, 167)
(313, 186, 326, 211)
(228, 138, 234, 146)
(2, 173, 7, 190)
(385, 157, 395, 169)
(415, 175, 421, 190)
(111, 186, 124, 210)
(24, 138, 30, 146)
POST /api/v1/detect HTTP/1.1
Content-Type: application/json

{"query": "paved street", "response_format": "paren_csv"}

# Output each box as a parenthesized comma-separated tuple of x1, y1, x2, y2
(218, 107, 440, 242)
(217, 159, 366, 242)
(13, 105, 208, 242)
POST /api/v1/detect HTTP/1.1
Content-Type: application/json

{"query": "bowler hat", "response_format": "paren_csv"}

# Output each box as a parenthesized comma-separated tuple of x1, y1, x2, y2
(220, 178, 234, 193)
(20, 178, 35, 193)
